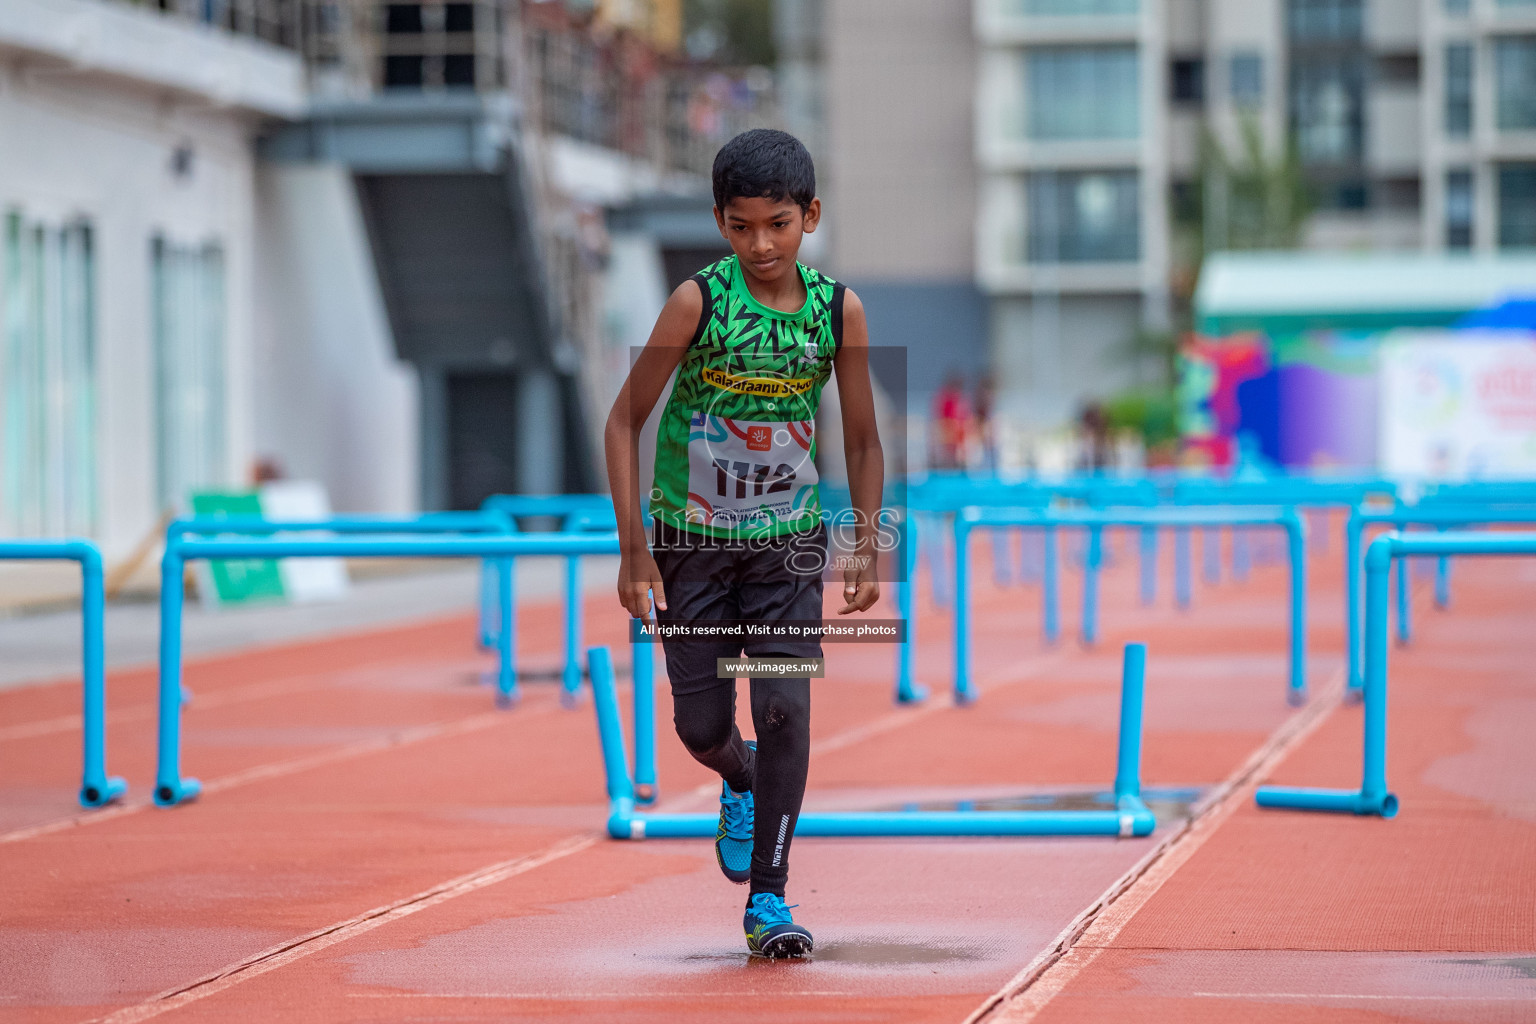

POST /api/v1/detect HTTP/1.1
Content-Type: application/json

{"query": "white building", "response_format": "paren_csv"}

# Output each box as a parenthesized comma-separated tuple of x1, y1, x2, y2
(824, 0, 1536, 431)
(0, 0, 305, 558)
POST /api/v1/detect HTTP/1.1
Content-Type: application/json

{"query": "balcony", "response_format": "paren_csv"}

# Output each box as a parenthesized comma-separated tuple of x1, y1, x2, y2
(975, 0, 1141, 46)
(109, 0, 302, 49)
(0, 0, 304, 116)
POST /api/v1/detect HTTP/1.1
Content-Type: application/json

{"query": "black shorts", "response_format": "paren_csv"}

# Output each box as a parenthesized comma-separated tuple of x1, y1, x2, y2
(651, 519, 827, 695)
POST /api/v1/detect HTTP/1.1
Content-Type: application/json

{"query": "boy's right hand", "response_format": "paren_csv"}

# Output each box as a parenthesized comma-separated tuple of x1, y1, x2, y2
(618, 551, 668, 625)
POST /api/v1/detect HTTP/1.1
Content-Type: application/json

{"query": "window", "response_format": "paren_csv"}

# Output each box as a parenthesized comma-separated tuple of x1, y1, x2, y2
(1375, 54, 1419, 86)
(384, 4, 422, 33)
(384, 54, 425, 87)
(444, 3, 474, 32)
(1498, 164, 1536, 247)
(2, 213, 97, 537)
(1495, 37, 1536, 131)
(444, 53, 476, 87)
(1230, 52, 1264, 106)
(1446, 169, 1474, 248)
(152, 238, 227, 512)
(1026, 46, 1140, 140)
(1446, 43, 1473, 137)
(1377, 176, 1421, 211)
(1026, 170, 1140, 262)
(1445, 0, 1470, 12)
(1291, 55, 1365, 162)
(1287, 0, 1363, 41)
(1171, 58, 1205, 104)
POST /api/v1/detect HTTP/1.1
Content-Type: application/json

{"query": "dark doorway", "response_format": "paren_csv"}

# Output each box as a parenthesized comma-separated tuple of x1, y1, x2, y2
(662, 246, 732, 291)
(447, 370, 518, 510)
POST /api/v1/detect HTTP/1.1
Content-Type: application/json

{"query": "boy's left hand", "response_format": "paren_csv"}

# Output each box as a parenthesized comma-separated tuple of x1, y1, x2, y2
(838, 571, 880, 614)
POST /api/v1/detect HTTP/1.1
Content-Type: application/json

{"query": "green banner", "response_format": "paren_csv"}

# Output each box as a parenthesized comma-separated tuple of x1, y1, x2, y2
(189, 491, 287, 606)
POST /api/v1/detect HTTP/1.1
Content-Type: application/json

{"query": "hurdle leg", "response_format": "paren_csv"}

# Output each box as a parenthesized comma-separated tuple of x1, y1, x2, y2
(1019, 526, 1041, 584)
(1394, 554, 1411, 647)
(1043, 525, 1060, 644)
(1361, 554, 1397, 816)
(1138, 525, 1156, 606)
(1203, 526, 1220, 584)
(78, 549, 125, 808)
(1113, 643, 1153, 834)
(1081, 525, 1102, 646)
(953, 519, 976, 704)
(894, 516, 928, 704)
(1286, 513, 1308, 706)
(587, 647, 638, 838)
(1255, 541, 1397, 816)
(928, 514, 952, 608)
(495, 557, 517, 707)
(632, 626, 657, 803)
(991, 527, 1011, 587)
(154, 551, 200, 806)
(477, 559, 496, 649)
(562, 554, 583, 705)
(1174, 526, 1192, 610)
(1345, 519, 1364, 697)
(1232, 526, 1250, 581)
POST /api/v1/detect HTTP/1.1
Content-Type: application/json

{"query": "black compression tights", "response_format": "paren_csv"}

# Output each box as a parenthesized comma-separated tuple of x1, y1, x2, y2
(671, 678, 811, 897)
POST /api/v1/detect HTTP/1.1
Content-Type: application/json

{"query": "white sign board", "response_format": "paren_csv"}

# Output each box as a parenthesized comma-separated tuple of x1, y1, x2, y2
(1379, 331, 1536, 480)
(259, 480, 351, 603)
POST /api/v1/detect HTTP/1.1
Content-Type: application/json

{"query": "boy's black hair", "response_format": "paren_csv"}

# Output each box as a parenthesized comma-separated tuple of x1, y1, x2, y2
(712, 129, 816, 214)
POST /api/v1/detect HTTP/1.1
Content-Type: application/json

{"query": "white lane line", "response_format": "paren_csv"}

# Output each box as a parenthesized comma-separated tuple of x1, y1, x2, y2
(1191, 992, 1536, 1001)
(0, 654, 494, 743)
(967, 667, 1348, 1024)
(343, 990, 877, 999)
(0, 704, 556, 846)
(86, 833, 600, 1024)
(0, 713, 84, 742)
(66, 645, 1088, 1017)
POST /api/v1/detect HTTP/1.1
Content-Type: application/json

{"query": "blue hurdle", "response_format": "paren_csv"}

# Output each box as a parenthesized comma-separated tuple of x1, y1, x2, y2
(0, 540, 125, 808)
(168, 512, 518, 700)
(892, 514, 930, 705)
(591, 642, 1156, 838)
(955, 506, 1308, 706)
(153, 531, 619, 806)
(477, 494, 615, 699)
(1343, 505, 1536, 696)
(1257, 530, 1536, 817)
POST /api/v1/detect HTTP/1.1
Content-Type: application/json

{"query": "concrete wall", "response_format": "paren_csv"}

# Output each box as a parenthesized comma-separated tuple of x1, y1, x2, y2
(253, 164, 420, 515)
(824, 0, 987, 406)
(0, 58, 267, 556)
(825, 0, 977, 279)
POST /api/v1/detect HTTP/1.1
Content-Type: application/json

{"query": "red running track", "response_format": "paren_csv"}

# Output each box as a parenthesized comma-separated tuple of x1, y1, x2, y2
(2, 528, 1527, 1022)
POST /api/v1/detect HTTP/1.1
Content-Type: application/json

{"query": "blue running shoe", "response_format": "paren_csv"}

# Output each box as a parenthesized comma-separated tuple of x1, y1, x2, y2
(715, 780, 753, 884)
(744, 893, 813, 958)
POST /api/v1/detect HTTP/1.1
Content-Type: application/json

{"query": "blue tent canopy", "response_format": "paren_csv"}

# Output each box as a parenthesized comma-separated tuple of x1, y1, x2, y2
(1455, 297, 1536, 330)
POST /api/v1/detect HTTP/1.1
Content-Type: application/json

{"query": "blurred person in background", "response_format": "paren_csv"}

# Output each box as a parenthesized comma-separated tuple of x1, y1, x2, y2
(930, 374, 973, 471)
(1078, 402, 1111, 473)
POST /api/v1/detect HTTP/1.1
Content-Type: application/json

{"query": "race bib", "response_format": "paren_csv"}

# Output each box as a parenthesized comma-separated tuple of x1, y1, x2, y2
(685, 413, 819, 530)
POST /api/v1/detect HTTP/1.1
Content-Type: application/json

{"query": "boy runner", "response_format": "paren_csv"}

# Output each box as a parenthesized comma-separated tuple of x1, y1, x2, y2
(604, 129, 885, 958)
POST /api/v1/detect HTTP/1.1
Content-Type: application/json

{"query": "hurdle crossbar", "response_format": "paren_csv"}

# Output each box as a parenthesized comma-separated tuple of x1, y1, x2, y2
(1344, 505, 1536, 694)
(153, 531, 619, 807)
(476, 495, 616, 700)
(0, 540, 125, 808)
(1259, 530, 1536, 817)
(589, 643, 1156, 839)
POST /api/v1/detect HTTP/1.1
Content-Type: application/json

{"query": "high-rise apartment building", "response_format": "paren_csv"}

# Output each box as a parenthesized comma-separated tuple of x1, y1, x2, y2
(827, 0, 1536, 431)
